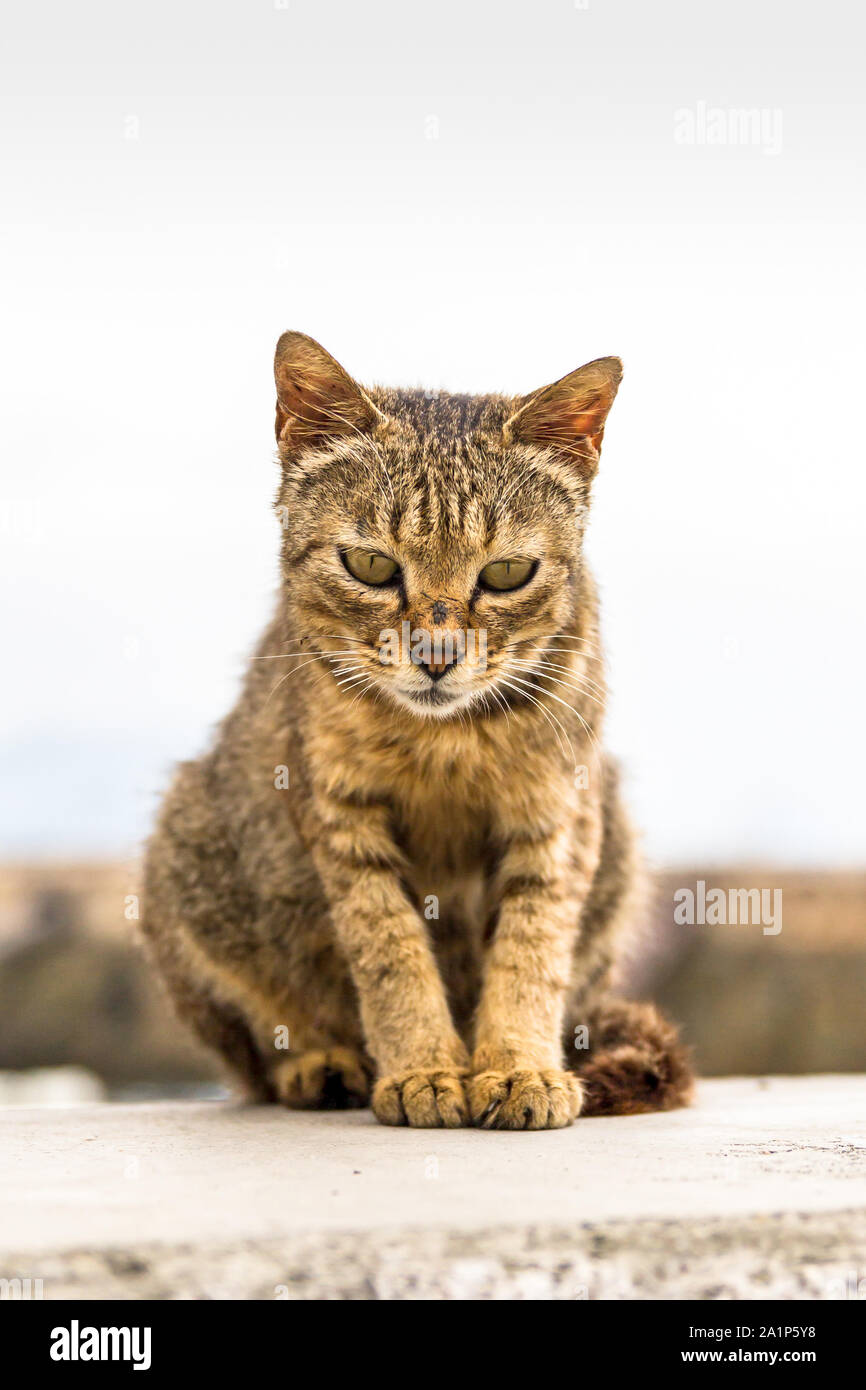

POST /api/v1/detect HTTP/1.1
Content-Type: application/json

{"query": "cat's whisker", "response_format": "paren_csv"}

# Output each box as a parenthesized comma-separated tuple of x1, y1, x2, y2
(496, 676, 576, 768)
(522, 649, 603, 663)
(533, 662, 607, 701)
(508, 660, 605, 708)
(255, 633, 370, 656)
(517, 646, 605, 668)
(265, 653, 356, 682)
(498, 680, 574, 767)
(506, 632, 600, 644)
(472, 686, 492, 720)
(511, 653, 607, 694)
(265, 667, 297, 707)
(506, 635, 603, 658)
(506, 647, 604, 668)
(506, 672, 602, 765)
(485, 682, 512, 725)
(316, 661, 368, 690)
(531, 666, 607, 702)
(503, 644, 608, 698)
(265, 652, 367, 705)
(507, 632, 602, 650)
(346, 676, 378, 710)
(253, 649, 363, 661)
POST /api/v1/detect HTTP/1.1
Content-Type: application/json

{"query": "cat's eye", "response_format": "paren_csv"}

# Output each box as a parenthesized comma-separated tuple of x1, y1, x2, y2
(478, 558, 536, 592)
(342, 547, 399, 586)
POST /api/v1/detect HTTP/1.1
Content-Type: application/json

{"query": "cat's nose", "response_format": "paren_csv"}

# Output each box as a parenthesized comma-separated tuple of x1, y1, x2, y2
(422, 652, 460, 682)
(407, 600, 468, 680)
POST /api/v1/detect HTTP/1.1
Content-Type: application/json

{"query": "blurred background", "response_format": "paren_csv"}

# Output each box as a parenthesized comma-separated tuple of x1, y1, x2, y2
(1, 0, 864, 1101)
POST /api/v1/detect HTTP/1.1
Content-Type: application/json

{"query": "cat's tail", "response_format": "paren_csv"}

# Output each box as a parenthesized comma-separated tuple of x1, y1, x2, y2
(575, 997, 694, 1117)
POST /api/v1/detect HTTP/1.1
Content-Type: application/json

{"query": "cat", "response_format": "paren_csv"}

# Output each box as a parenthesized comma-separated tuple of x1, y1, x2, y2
(141, 331, 693, 1129)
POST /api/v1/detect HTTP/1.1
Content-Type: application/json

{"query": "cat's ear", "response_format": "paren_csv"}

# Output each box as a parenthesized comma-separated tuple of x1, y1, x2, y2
(503, 357, 623, 476)
(274, 331, 384, 452)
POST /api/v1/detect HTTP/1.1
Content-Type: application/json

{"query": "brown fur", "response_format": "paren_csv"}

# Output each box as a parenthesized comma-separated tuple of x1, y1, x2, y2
(140, 332, 693, 1129)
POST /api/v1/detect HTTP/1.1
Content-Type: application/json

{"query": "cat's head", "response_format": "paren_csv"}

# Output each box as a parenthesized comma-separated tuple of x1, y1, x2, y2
(273, 331, 621, 721)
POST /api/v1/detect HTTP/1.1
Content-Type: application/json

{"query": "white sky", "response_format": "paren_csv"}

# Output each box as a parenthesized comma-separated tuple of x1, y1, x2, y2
(1, 0, 864, 864)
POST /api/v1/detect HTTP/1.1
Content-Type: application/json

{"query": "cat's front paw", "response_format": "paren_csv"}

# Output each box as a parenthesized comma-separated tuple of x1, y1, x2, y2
(468, 1068, 583, 1130)
(273, 1046, 372, 1110)
(372, 1068, 470, 1128)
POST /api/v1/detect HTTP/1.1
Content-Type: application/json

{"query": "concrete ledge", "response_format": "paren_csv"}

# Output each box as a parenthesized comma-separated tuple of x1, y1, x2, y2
(2, 1076, 865, 1300)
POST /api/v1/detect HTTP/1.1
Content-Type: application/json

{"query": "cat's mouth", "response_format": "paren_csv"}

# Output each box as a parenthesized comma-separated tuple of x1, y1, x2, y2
(382, 676, 476, 720)
(408, 685, 461, 710)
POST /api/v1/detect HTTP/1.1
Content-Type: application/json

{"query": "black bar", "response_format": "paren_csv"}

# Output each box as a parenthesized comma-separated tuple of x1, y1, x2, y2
(5, 1298, 860, 1374)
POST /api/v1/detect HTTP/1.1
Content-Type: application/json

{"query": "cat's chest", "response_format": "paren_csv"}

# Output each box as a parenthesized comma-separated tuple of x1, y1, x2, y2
(393, 774, 490, 936)
(314, 703, 509, 880)
(389, 735, 497, 879)
(399, 787, 486, 877)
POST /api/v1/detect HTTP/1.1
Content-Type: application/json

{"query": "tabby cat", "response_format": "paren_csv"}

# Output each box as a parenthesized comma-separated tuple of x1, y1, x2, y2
(141, 332, 692, 1129)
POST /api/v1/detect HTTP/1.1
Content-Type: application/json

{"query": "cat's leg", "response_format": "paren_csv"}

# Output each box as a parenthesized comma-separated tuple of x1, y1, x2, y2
(142, 758, 372, 1111)
(141, 883, 278, 1102)
(307, 785, 470, 1128)
(173, 984, 278, 1103)
(145, 895, 374, 1110)
(468, 765, 601, 1131)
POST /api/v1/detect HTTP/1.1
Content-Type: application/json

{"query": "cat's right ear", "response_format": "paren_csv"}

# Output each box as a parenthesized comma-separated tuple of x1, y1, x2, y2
(274, 332, 384, 453)
(503, 356, 623, 477)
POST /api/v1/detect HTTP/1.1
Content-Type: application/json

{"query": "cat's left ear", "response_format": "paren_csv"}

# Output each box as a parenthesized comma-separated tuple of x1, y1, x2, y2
(274, 331, 385, 453)
(503, 356, 623, 477)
